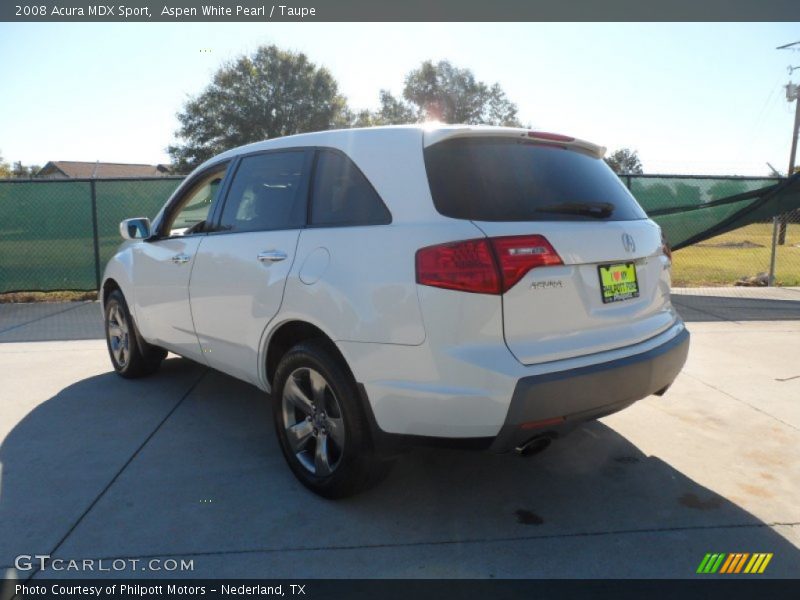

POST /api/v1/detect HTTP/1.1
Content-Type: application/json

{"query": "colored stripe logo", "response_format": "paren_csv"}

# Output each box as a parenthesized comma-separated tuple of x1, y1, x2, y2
(696, 553, 773, 574)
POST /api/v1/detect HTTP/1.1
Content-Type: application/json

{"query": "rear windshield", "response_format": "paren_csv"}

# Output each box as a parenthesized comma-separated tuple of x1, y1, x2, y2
(424, 137, 647, 222)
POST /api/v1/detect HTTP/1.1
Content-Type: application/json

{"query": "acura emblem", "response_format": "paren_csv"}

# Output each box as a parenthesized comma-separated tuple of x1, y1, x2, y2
(622, 233, 636, 253)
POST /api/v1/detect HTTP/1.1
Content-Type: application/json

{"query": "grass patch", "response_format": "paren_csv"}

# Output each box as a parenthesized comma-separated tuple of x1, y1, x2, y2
(672, 223, 800, 286)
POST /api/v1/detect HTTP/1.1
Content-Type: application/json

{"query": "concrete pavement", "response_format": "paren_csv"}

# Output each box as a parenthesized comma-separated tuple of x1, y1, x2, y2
(671, 287, 800, 322)
(0, 301, 103, 342)
(0, 293, 798, 578)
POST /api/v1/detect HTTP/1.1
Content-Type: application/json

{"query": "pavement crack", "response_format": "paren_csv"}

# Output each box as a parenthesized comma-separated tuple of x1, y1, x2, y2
(23, 369, 209, 582)
(683, 371, 799, 433)
(775, 374, 800, 382)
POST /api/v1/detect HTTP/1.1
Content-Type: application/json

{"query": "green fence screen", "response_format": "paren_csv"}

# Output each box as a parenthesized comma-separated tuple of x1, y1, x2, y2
(627, 174, 800, 250)
(0, 178, 182, 292)
(1, 173, 799, 292)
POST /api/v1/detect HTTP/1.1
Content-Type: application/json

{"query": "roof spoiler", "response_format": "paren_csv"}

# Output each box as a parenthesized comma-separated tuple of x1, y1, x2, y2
(423, 126, 606, 159)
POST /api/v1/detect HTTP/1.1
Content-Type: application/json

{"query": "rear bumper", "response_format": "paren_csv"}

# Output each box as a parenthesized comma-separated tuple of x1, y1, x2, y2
(489, 327, 690, 452)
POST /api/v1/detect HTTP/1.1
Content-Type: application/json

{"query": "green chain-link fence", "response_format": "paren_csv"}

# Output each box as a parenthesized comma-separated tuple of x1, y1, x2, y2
(0, 177, 182, 292)
(1, 174, 799, 292)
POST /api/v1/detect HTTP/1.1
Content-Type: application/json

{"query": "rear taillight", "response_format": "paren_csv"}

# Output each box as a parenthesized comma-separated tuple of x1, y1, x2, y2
(416, 235, 562, 295)
(491, 235, 563, 290)
(661, 231, 672, 262)
(416, 238, 500, 294)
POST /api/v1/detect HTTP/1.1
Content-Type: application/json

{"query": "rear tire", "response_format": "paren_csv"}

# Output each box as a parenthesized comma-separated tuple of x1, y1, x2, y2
(272, 339, 393, 498)
(104, 289, 167, 378)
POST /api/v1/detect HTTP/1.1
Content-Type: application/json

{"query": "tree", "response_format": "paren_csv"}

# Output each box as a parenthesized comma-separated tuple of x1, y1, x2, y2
(168, 45, 349, 172)
(605, 148, 643, 175)
(365, 60, 522, 126)
(0, 152, 10, 178)
(348, 91, 417, 127)
(361, 90, 418, 126)
(12, 161, 31, 178)
(0, 154, 39, 178)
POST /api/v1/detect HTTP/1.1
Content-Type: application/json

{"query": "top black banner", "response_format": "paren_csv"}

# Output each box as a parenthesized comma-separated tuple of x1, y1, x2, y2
(3, 0, 800, 22)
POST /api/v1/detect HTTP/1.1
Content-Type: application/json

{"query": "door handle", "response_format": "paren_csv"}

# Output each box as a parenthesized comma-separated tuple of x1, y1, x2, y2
(170, 253, 191, 264)
(257, 250, 287, 263)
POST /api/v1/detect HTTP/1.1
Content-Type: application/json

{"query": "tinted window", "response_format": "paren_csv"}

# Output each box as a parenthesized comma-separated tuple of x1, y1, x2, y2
(424, 138, 647, 222)
(219, 151, 307, 232)
(310, 150, 391, 226)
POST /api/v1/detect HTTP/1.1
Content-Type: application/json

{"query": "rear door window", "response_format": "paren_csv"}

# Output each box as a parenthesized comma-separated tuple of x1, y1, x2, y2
(424, 137, 647, 222)
(310, 149, 391, 226)
(218, 150, 309, 232)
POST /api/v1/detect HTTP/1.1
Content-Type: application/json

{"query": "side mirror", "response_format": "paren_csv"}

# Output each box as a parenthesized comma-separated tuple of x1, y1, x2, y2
(119, 217, 151, 240)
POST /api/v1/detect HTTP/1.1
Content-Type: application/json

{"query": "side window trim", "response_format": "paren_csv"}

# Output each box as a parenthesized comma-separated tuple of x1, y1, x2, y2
(307, 147, 392, 228)
(205, 156, 241, 232)
(155, 160, 233, 239)
(305, 149, 321, 228)
(208, 147, 314, 236)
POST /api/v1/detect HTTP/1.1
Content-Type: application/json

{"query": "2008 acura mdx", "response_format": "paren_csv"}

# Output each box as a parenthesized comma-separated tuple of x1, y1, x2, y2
(102, 125, 690, 497)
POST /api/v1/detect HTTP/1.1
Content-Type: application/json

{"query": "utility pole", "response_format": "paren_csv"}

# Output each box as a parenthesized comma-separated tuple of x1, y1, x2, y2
(777, 41, 800, 246)
(777, 81, 800, 245)
(786, 82, 800, 177)
(768, 41, 800, 285)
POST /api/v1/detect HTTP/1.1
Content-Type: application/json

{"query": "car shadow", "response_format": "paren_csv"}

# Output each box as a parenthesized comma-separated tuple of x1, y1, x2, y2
(0, 302, 103, 342)
(1, 358, 798, 578)
(674, 294, 800, 322)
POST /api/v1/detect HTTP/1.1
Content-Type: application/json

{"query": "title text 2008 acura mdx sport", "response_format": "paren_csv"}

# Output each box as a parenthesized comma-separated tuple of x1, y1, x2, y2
(102, 125, 689, 497)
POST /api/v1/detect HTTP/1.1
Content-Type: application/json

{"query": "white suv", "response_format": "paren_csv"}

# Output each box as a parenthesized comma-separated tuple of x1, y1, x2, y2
(103, 125, 689, 497)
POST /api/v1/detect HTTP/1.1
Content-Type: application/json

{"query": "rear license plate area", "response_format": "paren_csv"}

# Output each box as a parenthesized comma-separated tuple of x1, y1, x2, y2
(598, 262, 639, 304)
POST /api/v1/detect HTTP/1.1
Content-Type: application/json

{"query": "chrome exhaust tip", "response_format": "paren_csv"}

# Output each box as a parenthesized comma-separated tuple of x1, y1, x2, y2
(515, 435, 552, 457)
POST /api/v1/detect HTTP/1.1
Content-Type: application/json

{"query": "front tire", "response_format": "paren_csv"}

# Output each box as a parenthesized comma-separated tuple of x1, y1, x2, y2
(104, 289, 167, 378)
(272, 340, 392, 498)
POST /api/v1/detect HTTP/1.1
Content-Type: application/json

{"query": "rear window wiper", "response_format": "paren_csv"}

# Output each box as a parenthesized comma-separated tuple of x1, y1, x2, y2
(535, 202, 614, 219)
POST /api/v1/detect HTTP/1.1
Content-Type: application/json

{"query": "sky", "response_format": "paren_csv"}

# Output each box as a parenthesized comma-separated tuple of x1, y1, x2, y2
(1, 22, 799, 175)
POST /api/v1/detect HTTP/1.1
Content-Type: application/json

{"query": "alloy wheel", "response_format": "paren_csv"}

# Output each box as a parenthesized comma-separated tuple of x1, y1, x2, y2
(281, 367, 346, 476)
(107, 304, 130, 368)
